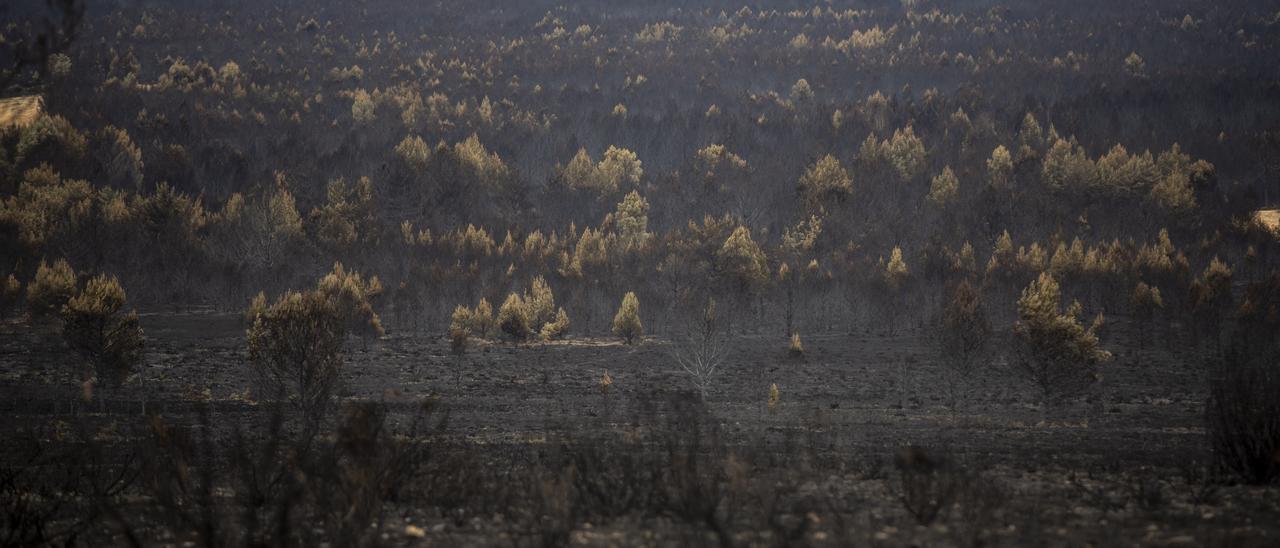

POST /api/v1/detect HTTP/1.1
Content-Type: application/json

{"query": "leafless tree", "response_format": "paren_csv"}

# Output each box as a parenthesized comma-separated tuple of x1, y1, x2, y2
(669, 298, 728, 398)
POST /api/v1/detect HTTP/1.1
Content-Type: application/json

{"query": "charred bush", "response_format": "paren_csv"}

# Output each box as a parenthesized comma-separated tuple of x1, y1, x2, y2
(1207, 276, 1280, 485)
(893, 445, 962, 525)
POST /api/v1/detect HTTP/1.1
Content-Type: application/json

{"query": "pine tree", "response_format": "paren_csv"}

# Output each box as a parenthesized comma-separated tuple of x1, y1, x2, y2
(1190, 257, 1233, 349)
(694, 144, 749, 188)
(1018, 112, 1043, 151)
(879, 247, 910, 334)
(245, 291, 267, 325)
(454, 134, 511, 185)
(351, 89, 377, 124)
(27, 258, 76, 321)
(885, 126, 926, 181)
(1131, 282, 1164, 351)
(613, 191, 651, 249)
(316, 262, 384, 342)
(987, 145, 1013, 190)
(1124, 52, 1146, 78)
(986, 230, 1016, 276)
(540, 307, 571, 340)
(394, 134, 431, 171)
(449, 305, 472, 355)
(310, 177, 376, 247)
(790, 78, 813, 104)
(472, 298, 494, 339)
(247, 289, 345, 427)
(563, 148, 599, 192)
(596, 146, 643, 194)
(938, 280, 990, 411)
(1012, 273, 1110, 408)
(1148, 171, 1197, 214)
(717, 226, 769, 299)
(497, 292, 531, 341)
(523, 276, 556, 331)
(62, 274, 144, 387)
(927, 166, 959, 206)
(797, 154, 851, 213)
(1042, 138, 1095, 192)
(267, 172, 304, 240)
(885, 247, 909, 291)
(612, 292, 643, 345)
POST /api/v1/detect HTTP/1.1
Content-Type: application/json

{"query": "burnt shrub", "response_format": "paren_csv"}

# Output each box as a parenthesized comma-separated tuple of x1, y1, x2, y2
(1207, 275, 1280, 485)
(1206, 349, 1279, 485)
(893, 445, 962, 525)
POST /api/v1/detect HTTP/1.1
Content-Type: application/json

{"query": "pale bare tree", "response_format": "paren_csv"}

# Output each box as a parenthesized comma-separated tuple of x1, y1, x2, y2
(669, 298, 729, 398)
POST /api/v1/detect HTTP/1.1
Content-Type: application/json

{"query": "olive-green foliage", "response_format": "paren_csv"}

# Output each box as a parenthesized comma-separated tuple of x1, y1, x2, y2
(716, 226, 769, 295)
(563, 148, 599, 192)
(884, 126, 926, 181)
(540, 307, 571, 340)
(790, 78, 813, 103)
(562, 146, 643, 196)
(316, 262, 384, 340)
(1012, 273, 1111, 404)
(1018, 113, 1044, 150)
(797, 154, 851, 213)
(245, 291, 267, 325)
(497, 292, 531, 341)
(1130, 281, 1164, 349)
(612, 191, 650, 249)
(26, 258, 76, 320)
(694, 144, 748, 187)
(135, 182, 208, 243)
(454, 133, 511, 184)
(597, 146, 643, 192)
(884, 246, 909, 290)
(310, 177, 375, 247)
(472, 298, 494, 339)
(243, 264, 383, 420)
(927, 166, 959, 206)
(987, 145, 1013, 190)
(246, 289, 345, 421)
(96, 126, 144, 190)
(268, 183, 305, 239)
(351, 89, 376, 124)
(1124, 52, 1145, 77)
(62, 274, 143, 386)
(1131, 282, 1163, 320)
(612, 292, 643, 344)
(524, 276, 557, 332)
(394, 134, 431, 171)
(15, 114, 87, 164)
(1042, 138, 1095, 191)
(0, 165, 95, 248)
(47, 53, 72, 78)
(449, 305, 472, 355)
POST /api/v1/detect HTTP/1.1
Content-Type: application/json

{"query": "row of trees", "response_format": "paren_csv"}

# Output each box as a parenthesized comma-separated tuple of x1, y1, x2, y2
(0, 163, 1252, 345)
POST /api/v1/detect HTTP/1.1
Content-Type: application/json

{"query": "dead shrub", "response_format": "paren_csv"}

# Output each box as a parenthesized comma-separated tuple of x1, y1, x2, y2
(1205, 347, 1280, 485)
(893, 445, 962, 525)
